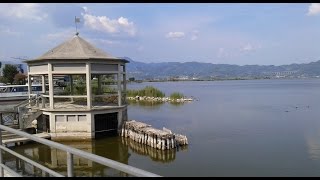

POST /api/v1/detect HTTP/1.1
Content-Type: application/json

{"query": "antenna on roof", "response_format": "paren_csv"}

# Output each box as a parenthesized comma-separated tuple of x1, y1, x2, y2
(11, 56, 29, 61)
(75, 16, 80, 36)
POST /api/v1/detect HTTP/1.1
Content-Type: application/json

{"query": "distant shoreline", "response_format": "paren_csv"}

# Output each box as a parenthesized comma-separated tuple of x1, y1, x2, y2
(128, 77, 319, 83)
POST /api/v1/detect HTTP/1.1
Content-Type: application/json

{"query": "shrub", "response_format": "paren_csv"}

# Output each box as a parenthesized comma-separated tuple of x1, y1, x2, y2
(126, 86, 165, 97)
(170, 92, 184, 100)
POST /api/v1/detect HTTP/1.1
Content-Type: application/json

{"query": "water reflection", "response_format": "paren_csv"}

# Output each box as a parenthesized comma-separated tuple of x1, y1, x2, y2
(168, 101, 185, 107)
(121, 137, 188, 163)
(3, 139, 131, 177)
(305, 126, 320, 161)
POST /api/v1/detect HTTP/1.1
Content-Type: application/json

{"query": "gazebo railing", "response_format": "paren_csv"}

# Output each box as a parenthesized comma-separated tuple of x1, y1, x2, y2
(27, 91, 127, 110)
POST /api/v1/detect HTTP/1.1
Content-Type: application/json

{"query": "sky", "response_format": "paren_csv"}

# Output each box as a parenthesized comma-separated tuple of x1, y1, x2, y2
(0, 3, 320, 66)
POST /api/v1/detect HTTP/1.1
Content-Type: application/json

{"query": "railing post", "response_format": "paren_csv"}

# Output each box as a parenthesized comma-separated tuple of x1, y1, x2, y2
(36, 94, 39, 108)
(41, 96, 45, 108)
(13, 112, 17, 124)
(0, 118, 4, 177)
(67, 152, 73, 177)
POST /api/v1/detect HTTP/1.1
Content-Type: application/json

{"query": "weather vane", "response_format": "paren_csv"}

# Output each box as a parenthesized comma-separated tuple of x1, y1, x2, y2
(75, 16, 80, 36)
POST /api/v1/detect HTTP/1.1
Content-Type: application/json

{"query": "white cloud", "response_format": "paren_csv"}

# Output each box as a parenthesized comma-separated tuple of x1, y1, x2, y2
(39, 28, 75, 47)
(90, 38, 121, 45)
(137, 46, 144, 52)
(45, 29, 75, 41)
(191, 35, 198, 41)
(217, 48, 229, 58)
(307, 3, 320, 16)
(190, 30, 199, 41)
(0, 3, 47, 21)
(165, 32, 185, 39)
(82, 6, 88, 13)
(241, 43, 254, 52)
(0, 26, 21, 36)
(240, 43, 262, 54)
(81, 7, 137, 37)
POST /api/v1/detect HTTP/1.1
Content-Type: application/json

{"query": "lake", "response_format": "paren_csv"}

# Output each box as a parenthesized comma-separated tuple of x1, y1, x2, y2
(3, 79, 320, 177)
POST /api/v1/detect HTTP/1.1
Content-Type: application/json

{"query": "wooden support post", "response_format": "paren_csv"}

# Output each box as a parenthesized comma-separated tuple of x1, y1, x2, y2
(150, 135, 154, 148)
(162, 139, 166, 150)
(172, 138, 175, 149)
(156, 137, 160, 149)
(129, 129, 132, 140)
(145, 134, 148, 145)
(133, 131, 136, 141)
(121, 126, 124, 137)
(147, 134, 150, 146)
(141, 133, 144, 144)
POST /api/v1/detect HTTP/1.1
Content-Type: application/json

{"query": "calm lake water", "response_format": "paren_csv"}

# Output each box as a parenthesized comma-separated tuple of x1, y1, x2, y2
(3, 79, 320, 176)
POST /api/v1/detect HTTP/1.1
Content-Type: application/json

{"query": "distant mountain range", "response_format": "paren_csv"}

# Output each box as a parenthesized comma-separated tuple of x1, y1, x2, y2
(122, 57, 320, 80)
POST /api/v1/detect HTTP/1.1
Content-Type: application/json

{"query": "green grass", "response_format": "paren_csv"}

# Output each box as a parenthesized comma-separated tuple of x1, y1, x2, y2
(126, 86, 165, 98)
(170, 92, 184, 100)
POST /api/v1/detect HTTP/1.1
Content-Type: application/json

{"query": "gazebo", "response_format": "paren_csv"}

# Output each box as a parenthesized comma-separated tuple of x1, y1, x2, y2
(24, 33, 129, 140)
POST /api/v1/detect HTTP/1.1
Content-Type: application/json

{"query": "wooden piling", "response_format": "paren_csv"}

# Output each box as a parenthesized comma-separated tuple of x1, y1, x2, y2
(121, 120, 188, 150)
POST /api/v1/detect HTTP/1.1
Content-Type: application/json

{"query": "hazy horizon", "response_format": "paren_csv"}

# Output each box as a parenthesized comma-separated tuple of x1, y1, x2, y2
(123, 57, 320, 67)
(1, 56, 320, 68)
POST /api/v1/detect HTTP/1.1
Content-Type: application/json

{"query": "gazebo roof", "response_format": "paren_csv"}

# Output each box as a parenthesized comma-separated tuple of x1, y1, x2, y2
(26, 34, 128, 63)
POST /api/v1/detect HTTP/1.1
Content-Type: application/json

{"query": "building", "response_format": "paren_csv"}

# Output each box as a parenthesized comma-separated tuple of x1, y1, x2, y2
(24, 33, 129, 141)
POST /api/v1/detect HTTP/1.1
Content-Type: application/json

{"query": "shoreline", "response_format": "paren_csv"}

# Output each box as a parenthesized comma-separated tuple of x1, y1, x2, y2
(127, 96, 194, 102)
(128, 77, 319, 83)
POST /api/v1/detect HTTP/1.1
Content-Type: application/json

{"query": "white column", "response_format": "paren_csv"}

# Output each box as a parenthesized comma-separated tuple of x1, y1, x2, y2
(49, 114, 56, 133)
(123, 65, 126, 104)
(69, 75, 74, 102)
(97, 75, 101, 95)
(41, 75, 46, 108)
(41, 75, 46, 93)
(27, 73, 32, 103)
(69, 75, 73, 94)
(48, 63, 54, 109)
(87, 113, 93, 135)
(86, 63, 92, 109)
(117, 64, 122, 106)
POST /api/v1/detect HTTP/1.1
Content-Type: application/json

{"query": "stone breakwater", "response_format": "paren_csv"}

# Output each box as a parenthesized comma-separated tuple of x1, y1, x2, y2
(127, 96, 194, 102)
(121, 120, 188, 150)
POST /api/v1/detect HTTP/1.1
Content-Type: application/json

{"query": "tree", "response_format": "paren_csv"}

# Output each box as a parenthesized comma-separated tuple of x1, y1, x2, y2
(2, 64, 19, 84)
(129, 77, 135, 81)
(14, 73, 27, 85)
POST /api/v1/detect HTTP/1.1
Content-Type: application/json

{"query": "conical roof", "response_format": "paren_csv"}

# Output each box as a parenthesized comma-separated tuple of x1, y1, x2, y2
(27, 34, 128, 63)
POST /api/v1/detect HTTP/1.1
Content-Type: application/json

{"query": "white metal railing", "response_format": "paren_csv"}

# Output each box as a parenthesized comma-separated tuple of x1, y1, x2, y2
(0, 125, 161, 177)
(0, 92, 28, 98)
